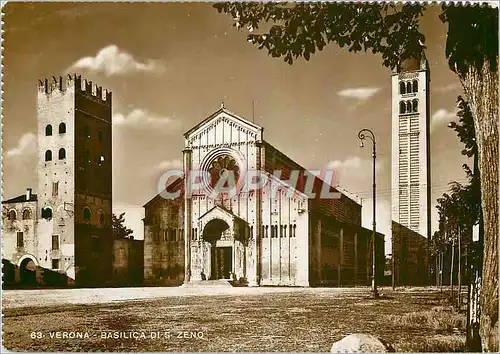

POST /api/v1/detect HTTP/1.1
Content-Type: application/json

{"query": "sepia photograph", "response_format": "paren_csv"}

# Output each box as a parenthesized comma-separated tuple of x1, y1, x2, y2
(1, 1, 498, 352)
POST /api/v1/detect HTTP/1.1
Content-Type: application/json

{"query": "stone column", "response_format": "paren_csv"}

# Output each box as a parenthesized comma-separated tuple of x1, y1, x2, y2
(15, 267, 20, 284)
(232, 231, 236, 277)
(248, 141, 263, 286)
(183, 148, 192, 284)
(295, 206, 310, 287)
(200, 222, 205, 280)
(214, 246, 218, 279)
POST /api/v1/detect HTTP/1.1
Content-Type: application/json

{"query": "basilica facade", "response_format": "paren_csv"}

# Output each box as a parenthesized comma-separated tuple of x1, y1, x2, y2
(143, 106, 385, 287)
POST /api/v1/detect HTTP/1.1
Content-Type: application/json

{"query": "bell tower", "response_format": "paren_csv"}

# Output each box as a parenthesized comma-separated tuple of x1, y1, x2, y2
(390, 52, 431, 239)
(37, 75, 113, 286)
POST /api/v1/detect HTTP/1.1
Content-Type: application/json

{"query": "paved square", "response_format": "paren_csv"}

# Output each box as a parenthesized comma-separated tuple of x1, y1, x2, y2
(2, 286, 465, 352)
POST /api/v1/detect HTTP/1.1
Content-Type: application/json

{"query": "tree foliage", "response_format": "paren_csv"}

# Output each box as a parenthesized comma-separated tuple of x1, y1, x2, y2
(432, 97, 480, 257)
(214, 2, 425, 67)
(214, 3, 497, 73)
(440, 4, 498, 77)
(435, 180, 478, 243)
(449, 96, 477, 158)
(112, 212, 134, 239)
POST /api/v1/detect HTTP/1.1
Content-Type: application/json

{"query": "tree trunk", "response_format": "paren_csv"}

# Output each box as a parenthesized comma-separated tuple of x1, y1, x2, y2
(440, 252, 444, 290)
(436, 253, 439, 287)
(460, 59, 499, 352)
(451, 240, 455, 301)
(458, 228, 461, 309)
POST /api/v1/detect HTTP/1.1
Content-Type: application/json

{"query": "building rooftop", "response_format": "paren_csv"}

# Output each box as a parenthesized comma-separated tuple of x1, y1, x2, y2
(2, 193, 38, 204)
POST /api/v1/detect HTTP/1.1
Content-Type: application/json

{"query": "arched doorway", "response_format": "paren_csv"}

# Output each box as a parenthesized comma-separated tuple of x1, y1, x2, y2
(203, 218, 232, 280)
(19, 257, 37, 286)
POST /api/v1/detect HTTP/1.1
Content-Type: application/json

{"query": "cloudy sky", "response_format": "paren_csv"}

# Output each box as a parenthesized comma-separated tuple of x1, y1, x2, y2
(2, 3, 470, 253)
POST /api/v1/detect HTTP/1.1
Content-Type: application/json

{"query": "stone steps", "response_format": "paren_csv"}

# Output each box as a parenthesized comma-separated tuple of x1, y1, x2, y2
(182, 279, 234, 288)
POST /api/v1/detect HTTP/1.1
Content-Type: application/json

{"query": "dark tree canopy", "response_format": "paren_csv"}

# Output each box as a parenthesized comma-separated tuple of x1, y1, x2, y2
(449, 96, 478, 158)
(437, 97, 481, 227)
(112, 212, 134, 239)
(449, 96, 481, 215)
(436, 178, 479, 235)
(440, 4, 498, 76)
(214, 2, 497, 73)
(214, 2, 425, 67)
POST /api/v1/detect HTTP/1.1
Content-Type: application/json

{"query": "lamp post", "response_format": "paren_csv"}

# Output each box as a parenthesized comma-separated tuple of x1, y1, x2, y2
(358, 128, 379, 298)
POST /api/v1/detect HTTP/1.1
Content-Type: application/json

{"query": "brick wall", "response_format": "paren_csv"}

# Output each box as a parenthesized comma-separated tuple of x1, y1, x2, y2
(112, 238, 144, 286)
(392, 220, 428, 286)
(1, 200, 38, 266)
(143, 194, 185, 286)
(263, 142, 362, 225)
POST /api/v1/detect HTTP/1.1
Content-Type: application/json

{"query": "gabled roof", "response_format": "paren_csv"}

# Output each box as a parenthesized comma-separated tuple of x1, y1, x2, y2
(2, 194, 38, 204)
(183, 106, 262, 138)
(198, 204, 243, 221)
(262, 141, 361, 206)
(143, 177, 183, 208)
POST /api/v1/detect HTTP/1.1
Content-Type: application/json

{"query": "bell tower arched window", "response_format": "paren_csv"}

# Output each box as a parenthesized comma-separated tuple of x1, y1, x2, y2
(41, 207, 53, 220)
(83, 207, 91, 222)
(59, 122, 66, 134)
(45, 150, 52, 161)
(97, 210, 105, 226)
(406, 101, 412, 113)
(412, 99, 419, 112)
(58, 148, 66, 160)
(412, 80, 418, 93)
(399, 82, 406, 95)
(406, 82, 412, 93)
(399, 101, 406, 114)
(45, 125, 52, 136)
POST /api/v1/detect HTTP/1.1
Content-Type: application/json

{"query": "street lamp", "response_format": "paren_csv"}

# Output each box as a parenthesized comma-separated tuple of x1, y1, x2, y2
(358, 128, 379, 298)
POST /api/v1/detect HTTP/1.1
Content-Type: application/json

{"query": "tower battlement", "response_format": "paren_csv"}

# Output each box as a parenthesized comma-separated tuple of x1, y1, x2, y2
(37, 74, 112, 105)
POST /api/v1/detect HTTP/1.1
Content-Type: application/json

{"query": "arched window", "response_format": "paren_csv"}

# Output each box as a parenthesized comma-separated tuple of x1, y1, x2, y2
(22, 209, 31, 220)
(45, 150, 52, 162)
(58, 148, 66, 160)
(83, 207, 91, 221)
(406, 101, 412, 113)
(399, 101, 406, 114)
(45, 125, 52, 136)
(41, 207, 52, 220)
(8, 209, 17, 221)
(412, 80, 418, 93)
(412, 99, 419, 112)
(399, 82, 406, 95)
(59, 122, 66, 134)
(97, 210, 105, 226)
(406, 82, 412, 93)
